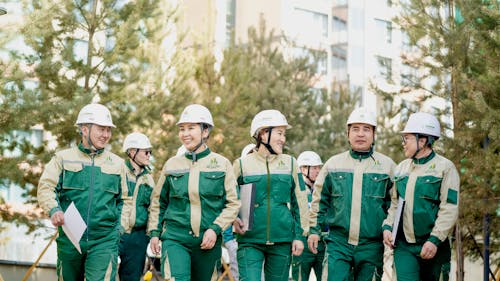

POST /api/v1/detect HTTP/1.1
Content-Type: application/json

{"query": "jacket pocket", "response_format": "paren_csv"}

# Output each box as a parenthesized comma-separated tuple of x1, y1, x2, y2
(169, 173, 188, 198)
(364, 174, 390, 198)
(200, 171, 225, 197)
(272, 177, 292, 204)
(62, 162, 85, 190)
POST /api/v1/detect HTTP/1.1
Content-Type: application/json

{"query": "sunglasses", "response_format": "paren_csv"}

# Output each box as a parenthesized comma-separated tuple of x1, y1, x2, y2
(142, 150, 152, 156)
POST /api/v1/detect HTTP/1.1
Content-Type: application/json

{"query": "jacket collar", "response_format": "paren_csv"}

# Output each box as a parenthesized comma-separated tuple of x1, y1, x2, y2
(78, 142, 104, 155)
(413, 150, 435, 165)
(349, 146, 373, 160)
(185, 147, 211, 161)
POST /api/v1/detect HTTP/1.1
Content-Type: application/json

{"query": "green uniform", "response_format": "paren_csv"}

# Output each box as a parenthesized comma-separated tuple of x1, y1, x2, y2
(148, 148, 240, 281)
(37, 143, 127, 281)
(382, 151, 459, 281)
(292, 188, 326, 281)
(119, 160, 155, 281)
(233, 152, 309, 281)
(310, 149, 395, 281)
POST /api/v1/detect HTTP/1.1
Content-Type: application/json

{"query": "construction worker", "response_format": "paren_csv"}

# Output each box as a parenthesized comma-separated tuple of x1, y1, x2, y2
(382, 112, 459, 281)
(308, 107, 396, 281)
(233, 109, 309, 281)
(148, 104, 240, 281)
(292, 151, 325, 281)
(119, 132, 155, 281)
(37, 103, 126, 281)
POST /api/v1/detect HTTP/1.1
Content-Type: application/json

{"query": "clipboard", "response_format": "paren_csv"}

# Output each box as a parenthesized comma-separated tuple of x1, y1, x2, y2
(238, 183, 256, 231)
(391, 197, 405, 246)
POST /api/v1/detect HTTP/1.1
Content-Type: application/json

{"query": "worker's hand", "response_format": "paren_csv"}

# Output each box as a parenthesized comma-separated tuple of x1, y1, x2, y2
(150, 237, 161, 255)
(50, 211, 65, 227)
(292, 239, 304, 256)
(307, 234, 320, 254)
(232, 218, 245, 234)
(200, 229, 217, 250)
(420, 241, 438, 259)
(383, 230, 394, 248)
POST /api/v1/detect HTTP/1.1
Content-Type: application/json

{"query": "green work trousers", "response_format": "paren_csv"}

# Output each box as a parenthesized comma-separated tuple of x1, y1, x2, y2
(118, 228, 150, 281)
(237, 242, 292, 281)
(160, 235, 221, 281)
(393, 238, 451, 281)
(56, 230, 119, 281)
(323, 234, 383, 281)
(291, 238, 325, 281)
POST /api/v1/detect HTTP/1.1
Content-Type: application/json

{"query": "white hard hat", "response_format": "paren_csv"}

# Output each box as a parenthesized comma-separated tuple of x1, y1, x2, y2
(176, 145, 187, 156)
(347, 107, 377, 127)
(297, 151, 323, 167)
(401, 112, 441, 138)
(241, 144, 256, 158)
(250, 109, 291, 138)
(75, 103, 115, 127)
(122, 133, 152, 152)
(176, 104, 214, 127)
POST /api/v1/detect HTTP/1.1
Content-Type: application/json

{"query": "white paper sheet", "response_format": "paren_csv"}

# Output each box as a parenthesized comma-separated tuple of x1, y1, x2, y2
(391, 197, 405, 246)
(239, 183, 256, 231)
(62, 202, 87, 254)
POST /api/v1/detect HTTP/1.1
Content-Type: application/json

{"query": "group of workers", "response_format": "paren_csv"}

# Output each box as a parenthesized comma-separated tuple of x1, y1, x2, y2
(37, 102, 459, 281)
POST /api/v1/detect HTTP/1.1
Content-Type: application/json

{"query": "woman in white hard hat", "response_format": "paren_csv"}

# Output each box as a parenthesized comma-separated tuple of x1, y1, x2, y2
(119, 133, 155, 281)
(382, 112, 459, 281)
(148, 104, 240, 281)
(308, 107, 396, 281)
(38, 103, 127, 281)
(292, 151, 325, 281)
(232, 109, 309, 281)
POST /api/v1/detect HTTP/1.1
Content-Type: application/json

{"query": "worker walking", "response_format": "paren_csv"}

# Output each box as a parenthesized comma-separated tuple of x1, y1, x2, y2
(382, 112, 459, 281)
(233, 109, 309, 281)
(37, 103, 127, 281)
(119, 132, 156, 281)
(308, 107, 395, 281)
(292, 151, 325, 281)
(148, 104, 240, 281)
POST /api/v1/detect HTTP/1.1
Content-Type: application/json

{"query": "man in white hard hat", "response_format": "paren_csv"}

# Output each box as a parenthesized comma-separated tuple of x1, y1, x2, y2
(308, 107, 396, 281)
(37, 103, 127, 281)
(119, 132, 155, 281)
(148, 104, 240, 281)
(232, 109, 309, 281)
(292, 151, 325, 281)
(382, 112, 459, 281)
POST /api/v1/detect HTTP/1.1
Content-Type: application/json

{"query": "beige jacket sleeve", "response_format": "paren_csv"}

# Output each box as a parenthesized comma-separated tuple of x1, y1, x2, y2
(37, 154, 63, 217)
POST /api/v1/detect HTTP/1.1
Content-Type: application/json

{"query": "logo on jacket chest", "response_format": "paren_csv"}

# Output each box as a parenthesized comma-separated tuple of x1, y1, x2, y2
(206, 158, 220, 169)
(276, 160, 289, 171)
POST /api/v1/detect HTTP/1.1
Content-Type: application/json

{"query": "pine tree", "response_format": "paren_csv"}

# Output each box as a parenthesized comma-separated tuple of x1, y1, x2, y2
(375, 0, 499, 267)
(0, 0, 191, 227)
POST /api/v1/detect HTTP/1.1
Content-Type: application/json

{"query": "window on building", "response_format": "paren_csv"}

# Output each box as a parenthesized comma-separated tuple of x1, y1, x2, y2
(332, 16, 347, 44)
(331, 45, 347, 81)
(317, 51, 327, 75)
(375, 19, 392, 44)
(293, 8, 328, 44)
(376, 56, 392, 82)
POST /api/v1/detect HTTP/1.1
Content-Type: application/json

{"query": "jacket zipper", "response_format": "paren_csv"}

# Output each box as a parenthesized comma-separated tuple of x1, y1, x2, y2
(265, 158, 273, 245)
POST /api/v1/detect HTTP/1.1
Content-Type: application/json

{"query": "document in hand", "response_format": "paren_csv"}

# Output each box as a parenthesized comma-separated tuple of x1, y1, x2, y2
(62, 202, 87, 254)
(391, 197, 405, 246)
(238, 183, 256, 231)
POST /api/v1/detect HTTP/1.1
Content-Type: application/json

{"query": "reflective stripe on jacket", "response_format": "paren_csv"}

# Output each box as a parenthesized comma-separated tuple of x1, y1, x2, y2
(310, 150, 395, 245)
(233, 151, 309, 244)
(383, 151, 459, 246)
(121, 160, 155, 233)
(37, 144, 127, 239)
(148, 148, 240, 240)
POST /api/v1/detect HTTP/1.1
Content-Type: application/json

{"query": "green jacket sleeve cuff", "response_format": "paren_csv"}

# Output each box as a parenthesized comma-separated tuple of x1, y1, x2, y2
(428, 235, 442, 246)
(49, 207, 62, 217)
(209, 224, 222, 236)
(150, 230, 160, 237)
(382, 224, 393, 232)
